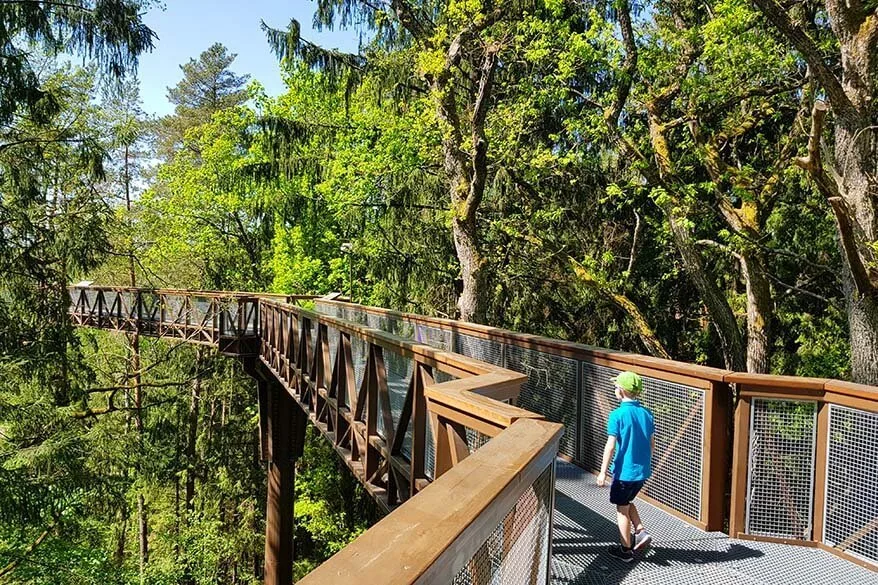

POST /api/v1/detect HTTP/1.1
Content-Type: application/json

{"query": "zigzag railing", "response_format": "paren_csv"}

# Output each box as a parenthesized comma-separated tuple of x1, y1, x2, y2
(310, 298, 878, 572)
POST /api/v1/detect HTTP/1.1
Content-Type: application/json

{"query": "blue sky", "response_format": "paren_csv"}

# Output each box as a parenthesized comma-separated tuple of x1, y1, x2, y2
(136, 1, 361, 116)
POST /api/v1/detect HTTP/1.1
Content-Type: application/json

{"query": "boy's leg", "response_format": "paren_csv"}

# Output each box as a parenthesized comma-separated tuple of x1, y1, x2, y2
(616, 504, 633, 548)
(628, 501, 645, 533)
(628, 499, 653, 552)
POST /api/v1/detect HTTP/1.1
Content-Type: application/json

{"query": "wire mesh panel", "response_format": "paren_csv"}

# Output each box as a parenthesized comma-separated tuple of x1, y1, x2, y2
(579, 362, 704, 521)
(320, 301, 345, 318)
(824, 404, 878, 563)
(367, 312, 389, 332)
(378, 349, 414, 441)
(466, 429, 491, 452)
(390, 317, 414, 339)
(454, 332, 503, 367)
(191, 296, 210, 324)
(746, 399, 817, 539)
(327, 326, 340, 370)
(417, 324, 452, 351)
(221, 301, 239, 335)
(346, 306, 368, 325)
(84, 289, 99, 316)
(351, 335, 368, 390)
(451, 463, 553, 585)
(165, 295, 186, 324)
(505, 345, 578, 458)
(141, 293, 159, 324)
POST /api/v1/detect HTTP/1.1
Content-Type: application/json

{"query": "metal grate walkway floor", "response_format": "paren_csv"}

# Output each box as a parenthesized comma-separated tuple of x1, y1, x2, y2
(551, 461, 878, 585)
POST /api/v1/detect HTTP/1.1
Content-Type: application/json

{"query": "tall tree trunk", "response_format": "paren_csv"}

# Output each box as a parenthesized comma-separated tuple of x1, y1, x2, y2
(115, 507, 128, 565)
(433, 42, 498, 324)
(120, 140, 149, 578)
(834, 118, 878, 383)
(185, 349, 203, 517)
(452, 215, 487, 323)
(646, 110, 747, 371)
(138, 494, 148, 578)
(751, 0, 878, 383)
(741, 252, 773, 374)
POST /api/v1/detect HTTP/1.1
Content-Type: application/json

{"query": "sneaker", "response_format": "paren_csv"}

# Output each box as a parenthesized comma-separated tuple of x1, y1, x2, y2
(607, 544, 634, 563)
(633, 531, 652, 551)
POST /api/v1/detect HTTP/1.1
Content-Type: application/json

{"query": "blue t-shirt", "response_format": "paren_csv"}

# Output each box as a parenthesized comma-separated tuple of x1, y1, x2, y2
(607, 400, 655, 482)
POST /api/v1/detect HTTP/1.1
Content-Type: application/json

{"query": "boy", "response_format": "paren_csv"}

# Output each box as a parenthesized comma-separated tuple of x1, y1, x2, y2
(596, 370, 655, 562)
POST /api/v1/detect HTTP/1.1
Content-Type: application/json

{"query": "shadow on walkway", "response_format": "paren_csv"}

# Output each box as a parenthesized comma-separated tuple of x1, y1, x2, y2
(552, 490, 765, 583)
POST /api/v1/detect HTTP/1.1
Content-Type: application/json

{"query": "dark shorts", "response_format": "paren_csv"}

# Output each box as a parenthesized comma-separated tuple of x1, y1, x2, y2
(610, 479, 644, 506)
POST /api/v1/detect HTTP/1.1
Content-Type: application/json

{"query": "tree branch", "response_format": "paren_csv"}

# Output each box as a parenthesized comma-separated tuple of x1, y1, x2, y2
(750, 0, 856, 120)
(795, 101, 878, 295)
(569, 257, 671, 359)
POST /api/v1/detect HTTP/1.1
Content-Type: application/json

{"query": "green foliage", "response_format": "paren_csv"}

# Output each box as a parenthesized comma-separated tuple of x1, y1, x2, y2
(0, 0, 865, 582)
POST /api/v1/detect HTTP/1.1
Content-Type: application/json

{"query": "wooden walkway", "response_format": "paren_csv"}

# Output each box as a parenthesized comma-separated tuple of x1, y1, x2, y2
(551, 461, 878, 585)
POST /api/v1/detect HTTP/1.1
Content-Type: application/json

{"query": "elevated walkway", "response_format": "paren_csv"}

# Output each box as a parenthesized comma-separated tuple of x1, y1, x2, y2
(68, 286, 878, 583)
(552, 461, 878, 584)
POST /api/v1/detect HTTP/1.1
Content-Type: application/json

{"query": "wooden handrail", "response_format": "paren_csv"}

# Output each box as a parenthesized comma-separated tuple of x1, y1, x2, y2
(298, 418, 562, 585)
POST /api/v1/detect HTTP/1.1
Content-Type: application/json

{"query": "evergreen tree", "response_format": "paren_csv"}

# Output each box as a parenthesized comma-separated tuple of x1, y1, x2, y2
(0, 0, 156, 127)
(156, 43, 251, 158)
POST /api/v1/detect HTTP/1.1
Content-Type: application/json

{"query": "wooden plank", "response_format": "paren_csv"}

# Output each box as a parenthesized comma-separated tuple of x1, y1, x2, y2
(584, 354, 713, 390)
(735, 533, 818, 547)
(424, 375, 540, 428)
(824, 379, 878, 401)
(824, 391, 878, 413)
(426, 401, 505, 439)
(816, 542, 878, 572)
(727, 372, 827, 390)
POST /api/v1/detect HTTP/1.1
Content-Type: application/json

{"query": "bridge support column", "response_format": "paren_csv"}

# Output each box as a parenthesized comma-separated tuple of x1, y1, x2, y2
(256, 369, 306, 585)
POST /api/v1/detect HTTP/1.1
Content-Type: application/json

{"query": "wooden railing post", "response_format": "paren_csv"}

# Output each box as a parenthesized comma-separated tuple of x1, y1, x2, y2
(812, 400, 830, 543)
(701, 381, 732, 531)
(410, 363, 431, 496)
(729, 393, 751, 537)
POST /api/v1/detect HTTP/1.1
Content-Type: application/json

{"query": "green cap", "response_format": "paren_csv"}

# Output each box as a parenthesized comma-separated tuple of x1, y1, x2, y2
(613, 371, 643, 395)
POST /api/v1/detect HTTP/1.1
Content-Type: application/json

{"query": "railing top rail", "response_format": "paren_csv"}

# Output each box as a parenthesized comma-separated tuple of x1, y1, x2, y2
(68, 285, 317, 301)
(316, 298, 734, 383)
(731, 372, 878, 398)
(262, 298, 517, 379)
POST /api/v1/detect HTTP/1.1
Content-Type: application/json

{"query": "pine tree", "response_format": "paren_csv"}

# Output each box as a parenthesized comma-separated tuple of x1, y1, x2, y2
(156, 43, 251, 158)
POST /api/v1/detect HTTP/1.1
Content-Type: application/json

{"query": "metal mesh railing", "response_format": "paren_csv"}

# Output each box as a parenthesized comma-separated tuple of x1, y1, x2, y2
(351, 335, 368, 390)
(824, 404, 878, 563)
(746, 399, 817, 539)
(504, 345, 578, 458)
(417, 323, 451, 351)
(451, 463, 553, 585)
(580, 362, 704, 521)
(378, 350, 413, 441)
(454, 332, 503, 367)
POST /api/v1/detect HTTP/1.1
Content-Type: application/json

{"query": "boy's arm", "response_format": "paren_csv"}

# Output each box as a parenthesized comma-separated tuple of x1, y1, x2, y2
(596, 435, 616, 487)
